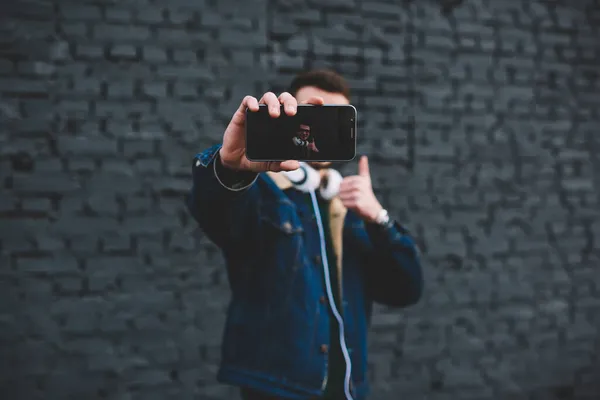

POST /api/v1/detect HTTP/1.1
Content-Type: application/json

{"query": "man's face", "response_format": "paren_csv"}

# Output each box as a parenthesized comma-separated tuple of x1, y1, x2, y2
(294, 86, 350, 169)
(298, 124, 310, 140)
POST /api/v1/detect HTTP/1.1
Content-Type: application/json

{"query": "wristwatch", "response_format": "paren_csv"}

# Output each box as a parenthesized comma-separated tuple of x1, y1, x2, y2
(374, 208, 391, 226)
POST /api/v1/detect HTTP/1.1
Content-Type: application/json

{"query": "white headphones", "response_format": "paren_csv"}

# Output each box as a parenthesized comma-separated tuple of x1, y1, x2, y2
(281, 162, 343, 200)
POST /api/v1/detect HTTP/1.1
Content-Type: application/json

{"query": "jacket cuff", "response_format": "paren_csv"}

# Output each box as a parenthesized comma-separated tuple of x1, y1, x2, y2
(213, 153, 258, 191)
(365, 219, 419, 254)
(195, 144, 258, 192)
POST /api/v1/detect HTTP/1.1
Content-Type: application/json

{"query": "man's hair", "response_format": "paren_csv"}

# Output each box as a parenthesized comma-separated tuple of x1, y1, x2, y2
(288, 69, 351, 99)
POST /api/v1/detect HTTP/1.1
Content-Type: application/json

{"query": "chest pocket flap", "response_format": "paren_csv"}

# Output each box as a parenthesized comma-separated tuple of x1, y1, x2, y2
(259, 200, 304, 235)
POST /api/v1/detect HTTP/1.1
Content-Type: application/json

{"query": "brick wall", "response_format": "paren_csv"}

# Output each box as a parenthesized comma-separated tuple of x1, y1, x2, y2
(1, 0, 599, 399)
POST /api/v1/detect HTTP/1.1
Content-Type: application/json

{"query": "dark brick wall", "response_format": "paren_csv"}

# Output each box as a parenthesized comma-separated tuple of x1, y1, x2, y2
(1, 0, 599, 399)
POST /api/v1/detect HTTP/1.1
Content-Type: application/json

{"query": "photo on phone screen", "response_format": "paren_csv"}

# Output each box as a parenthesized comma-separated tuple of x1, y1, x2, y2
(245, 104, 357, 162)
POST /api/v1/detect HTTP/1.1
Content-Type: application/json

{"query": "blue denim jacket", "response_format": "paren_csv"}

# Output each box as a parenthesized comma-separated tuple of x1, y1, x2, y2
(186, 145, 424, 400)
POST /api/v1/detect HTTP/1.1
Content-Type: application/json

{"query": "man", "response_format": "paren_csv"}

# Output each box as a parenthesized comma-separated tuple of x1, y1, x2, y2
(186, 70, 423, 400)
(292, 123, 319, 158)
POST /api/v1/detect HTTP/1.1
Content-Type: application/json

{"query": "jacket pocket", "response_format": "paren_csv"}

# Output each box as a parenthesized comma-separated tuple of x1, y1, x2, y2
(260, 201, 304, 235)
(258, 201, 305, 271)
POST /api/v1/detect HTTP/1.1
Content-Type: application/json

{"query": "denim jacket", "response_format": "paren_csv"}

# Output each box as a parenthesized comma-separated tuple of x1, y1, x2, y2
(186, 144, 424, 400)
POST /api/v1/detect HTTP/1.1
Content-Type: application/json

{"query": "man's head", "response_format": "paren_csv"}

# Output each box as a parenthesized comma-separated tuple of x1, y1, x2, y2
(298, 124, 311, 140)
(289, 69, 351, 105)
(288, 69, 351, 169)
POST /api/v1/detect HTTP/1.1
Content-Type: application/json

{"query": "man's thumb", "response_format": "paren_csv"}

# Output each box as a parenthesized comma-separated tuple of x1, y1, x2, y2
(358, 155, 370, 177)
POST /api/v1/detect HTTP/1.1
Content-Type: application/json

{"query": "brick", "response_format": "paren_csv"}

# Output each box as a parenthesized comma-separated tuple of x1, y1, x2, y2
(68, 78, 102, 96)
(307, 0, 356, 10)
(35, 235, 65, 251)
(94, 101, 152, 118)
(105, 7, 133, 22)
(85, 172, 143, 195)
(17, 255, 79, 274)
(142, 46, 168, 63)
(21, 198, 52, 212)
(123, 140, 155, 157)
(133, 159, 162, 174)
(360, 2, 406, 18)
(109, 44, 138, 59)
(10, 172, 81, 193)
(59, 137, 118, 156)
(87, 193, 120, 215)
(153, 178, 190, 197)
(172, 49, 197, 63)
(218, 30, 267, 47)
(68, 158, 96, 173)
(155, 65, 214, 80)
(101, 234, 131, 252)
(94, 24, 151, 42)
(0, 195, 15, 211)
(61, 22, 89, 38)
(86, 258, 133, 290)
(0, 78, 47, 95)
(173, 81, 198, 98)
(120, 215, 181, 235)
(47, 40, 71, 61)
(141, 82, 168, 98)
(155, 28, 211, 44)
(74, 44, 104, 60)
(59, 5, 102, 20)
(136, 9, 164, 24)
(16, 61, 56, 76)
(106, 81, 135, 98)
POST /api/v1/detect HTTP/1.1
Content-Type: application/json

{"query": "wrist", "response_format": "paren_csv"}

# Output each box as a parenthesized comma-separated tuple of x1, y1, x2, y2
(218, 148, 238, 171)
(364, 204, 384, 223)
(368, 207, 391, 227)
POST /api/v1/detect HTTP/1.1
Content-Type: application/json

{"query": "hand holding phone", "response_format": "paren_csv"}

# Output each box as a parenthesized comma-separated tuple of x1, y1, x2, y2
(245, 104, 357, 162)
(219, 92, 324, 173)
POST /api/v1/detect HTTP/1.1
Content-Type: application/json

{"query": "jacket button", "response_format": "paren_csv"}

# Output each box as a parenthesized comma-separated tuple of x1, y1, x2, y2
(281, 222, 292, 233)
(319, 295, 326, 304)
(314, 255, 321, 264)
(320, 344, 328, 353)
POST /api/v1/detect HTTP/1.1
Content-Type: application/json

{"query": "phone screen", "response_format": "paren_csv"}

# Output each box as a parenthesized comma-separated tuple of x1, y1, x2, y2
(245, 104, 357, 161)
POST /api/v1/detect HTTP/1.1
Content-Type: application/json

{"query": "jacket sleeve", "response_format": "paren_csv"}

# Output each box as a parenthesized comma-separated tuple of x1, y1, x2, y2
(362, 220, 424, 307)
(186, 144, 261, 250)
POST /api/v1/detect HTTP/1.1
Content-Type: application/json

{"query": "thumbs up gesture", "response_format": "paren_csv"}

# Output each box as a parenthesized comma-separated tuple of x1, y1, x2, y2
(339, 155, 384, 222)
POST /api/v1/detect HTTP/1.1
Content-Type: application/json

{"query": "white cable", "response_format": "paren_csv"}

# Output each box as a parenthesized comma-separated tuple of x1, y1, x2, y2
(309, 189, 354, 400)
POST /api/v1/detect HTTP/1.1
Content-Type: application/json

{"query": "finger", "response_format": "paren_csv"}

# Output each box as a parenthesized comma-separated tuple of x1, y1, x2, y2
(230, 95, 259, 127)
(340, 198, 357, 208)
(277, 160, 301, 171)
(278, 92, 297, 116)
(358, 155, 370, 177)
(245, 96, 260, 111)
(342, 176, 362, 185)
(338, 190, 359, 200)
(299, 96, 325, 105)
(341, 178, 363, 191)
(259, 92, 281, 117)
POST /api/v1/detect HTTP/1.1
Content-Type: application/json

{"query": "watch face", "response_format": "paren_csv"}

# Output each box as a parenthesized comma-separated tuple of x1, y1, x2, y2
(376, 209, 388, 224)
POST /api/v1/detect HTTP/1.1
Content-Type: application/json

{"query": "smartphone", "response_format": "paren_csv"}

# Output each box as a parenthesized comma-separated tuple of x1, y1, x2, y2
(245, 104, 357, 162)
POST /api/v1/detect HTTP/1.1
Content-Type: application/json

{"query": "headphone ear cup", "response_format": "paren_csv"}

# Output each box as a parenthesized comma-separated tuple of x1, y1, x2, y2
(281, 163, 321, 192)
(282, 164, 307, 184)
(319, 169, 343, 200)
(300, 164, 322, 192)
